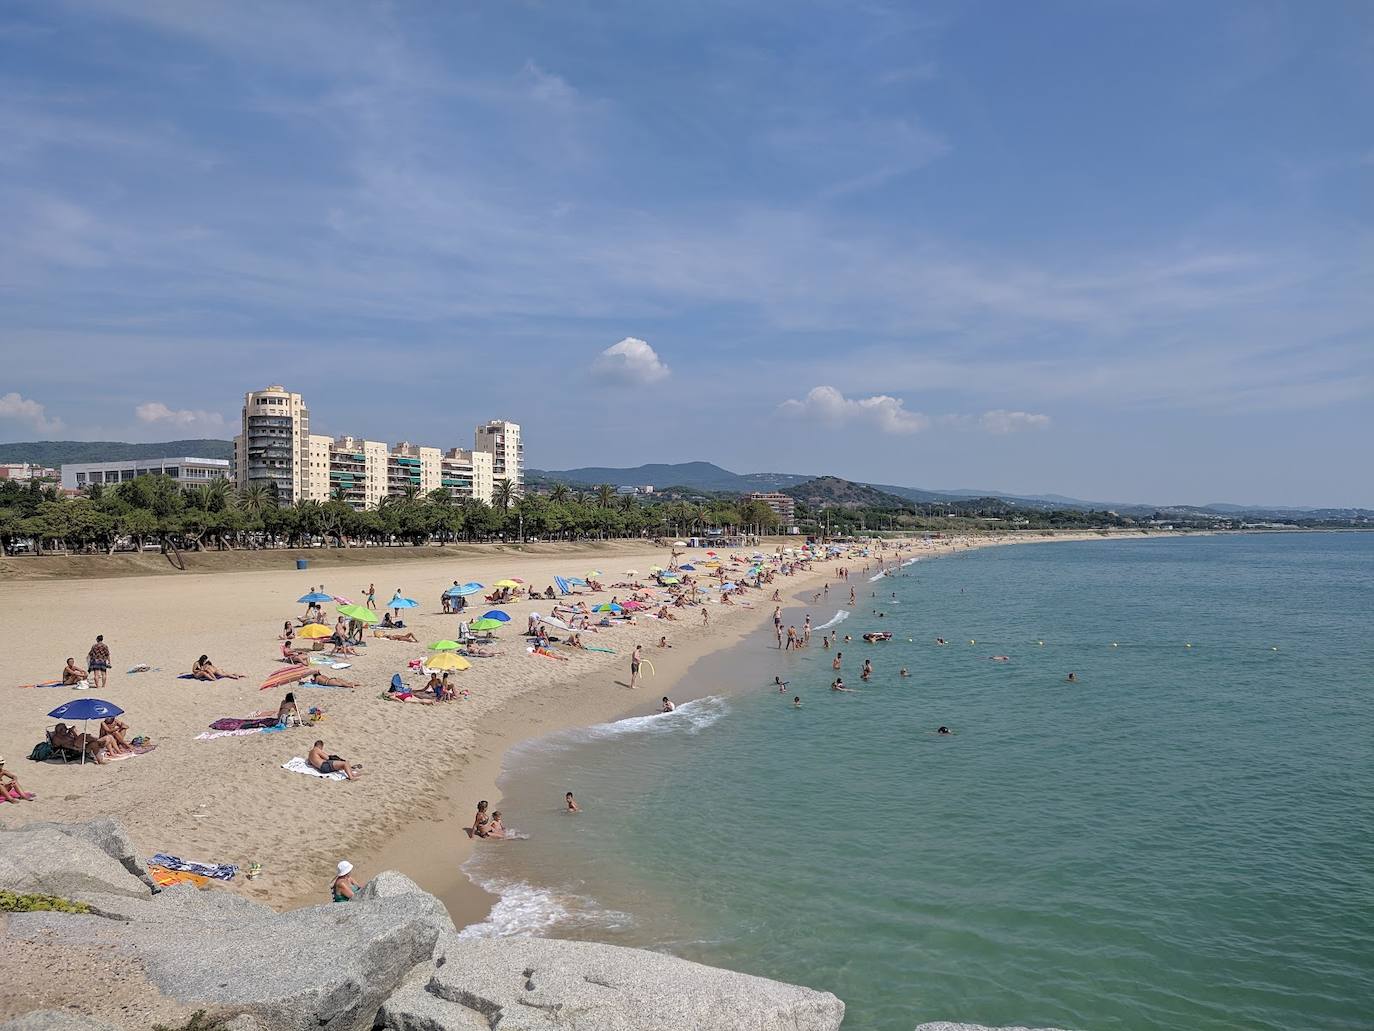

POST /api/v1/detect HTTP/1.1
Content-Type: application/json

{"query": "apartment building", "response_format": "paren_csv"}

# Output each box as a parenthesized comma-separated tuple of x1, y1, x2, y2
(235, 386, 511, 510)
(747, 491, 797, 528)
(474, 420, 522, 490)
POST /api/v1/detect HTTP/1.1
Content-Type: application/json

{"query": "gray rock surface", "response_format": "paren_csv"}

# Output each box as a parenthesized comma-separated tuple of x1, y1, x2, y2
(0, 824, 150, 901)
(20, 816, 155, 889)
(0, 1013, 122, 1031)
(414, 934, 846, 1031)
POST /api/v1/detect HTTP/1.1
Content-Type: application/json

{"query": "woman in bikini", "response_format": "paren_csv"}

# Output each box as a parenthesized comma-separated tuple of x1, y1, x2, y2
(472, 800, 492, 838)
(192, 655, 243, 680)
(278, 691, 301, 725)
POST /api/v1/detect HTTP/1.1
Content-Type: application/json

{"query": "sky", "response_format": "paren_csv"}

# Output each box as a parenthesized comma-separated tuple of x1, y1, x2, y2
(1, 1, 1370, 507)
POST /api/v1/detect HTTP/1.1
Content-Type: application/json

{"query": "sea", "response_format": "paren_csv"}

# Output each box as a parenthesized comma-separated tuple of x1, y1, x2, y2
(459, 533, 1374, 1031)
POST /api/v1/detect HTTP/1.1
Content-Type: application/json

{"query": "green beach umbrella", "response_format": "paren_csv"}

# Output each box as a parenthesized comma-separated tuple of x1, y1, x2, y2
(429, 640, 462, 651)
(337, 604, 379, 624)
(468, 617, 503, 632)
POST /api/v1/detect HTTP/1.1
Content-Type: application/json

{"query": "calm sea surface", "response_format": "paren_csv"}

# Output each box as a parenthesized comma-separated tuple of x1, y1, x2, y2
(462, 533, 1374, 1030)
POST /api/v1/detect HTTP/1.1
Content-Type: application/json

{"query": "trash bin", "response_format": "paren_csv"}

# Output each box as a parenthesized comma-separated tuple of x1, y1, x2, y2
(296, 559, 308, 570)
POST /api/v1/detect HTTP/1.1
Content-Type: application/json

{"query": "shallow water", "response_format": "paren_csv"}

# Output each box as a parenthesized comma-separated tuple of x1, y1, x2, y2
(464, 534, 1374, 1030)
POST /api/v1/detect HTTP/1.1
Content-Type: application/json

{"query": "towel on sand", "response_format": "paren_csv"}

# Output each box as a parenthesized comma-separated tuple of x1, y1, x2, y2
(282, 756, 346, 781)
(17, 680, 66, 689)
(149, 853, 237, 881)
(147, 864, 209, 889)
(105, 742, 157, 760)
(177, 673, 234, 680)
(209, 717, 280, 731)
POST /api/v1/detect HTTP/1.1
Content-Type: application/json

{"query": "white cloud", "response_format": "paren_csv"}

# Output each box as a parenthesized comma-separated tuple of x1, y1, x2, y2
(778, 386, 929, 434)
(980, 410, 1051, 434)
(135, 401, 226, 430)
(0, 391, 63, 433)
(592, 337, 671, 385)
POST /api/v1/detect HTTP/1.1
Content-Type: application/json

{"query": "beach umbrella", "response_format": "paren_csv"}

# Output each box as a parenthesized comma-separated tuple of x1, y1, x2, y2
(622, 600, 646, 611)
(389, 596, 419, 609)
(649, 565, 662, 572)
(337, 604, 379, 624)
(468, 617, 503, 633)
(673, 541, 687, 546)
(592, 602, 623, 614)
(48, 697, 124, 766)
(679, 563, 696, 571)
(720, 582, 737, 590)
(492, 579, 521, 589)
(586, 570, 602, 578)
(331, 595, 355, 605)
(540, 615, 574, 632)
(260, 665, 313, 692)
(297, 592, 333, 604)
(449, 582, 483, 596)
(428, 640, 462, 651)
(481, 610, 512, 622)
(660, 575, 680, 584)
(553, 576, 571, 595)
(696, 586, 712, 593)
(298, 624, 333, 639)
(567, 577, 587, 587)
(624, 569, 640, 576)
(426, 652, 471, 671)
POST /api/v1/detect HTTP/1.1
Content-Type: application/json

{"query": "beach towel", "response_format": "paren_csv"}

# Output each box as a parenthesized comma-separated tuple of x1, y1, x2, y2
(106, 742, 157, 760)
(283, 755, 347, 781)
(307, 657, 351, 669)
(209, 717, 280, 732)
(297, 678, 352, 689)
(195, 729, 266, 741)
(178, 673, 234, 681)
(527, 646, 569, 661)
(147, 864, 209, 889)
(149, 853, 238, 881)
(17, 680, 66, 689)
(586, 646, 616, 654)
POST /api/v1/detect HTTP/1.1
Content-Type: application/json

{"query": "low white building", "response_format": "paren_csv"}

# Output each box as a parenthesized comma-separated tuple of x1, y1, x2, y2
(62, 457, 232, 490)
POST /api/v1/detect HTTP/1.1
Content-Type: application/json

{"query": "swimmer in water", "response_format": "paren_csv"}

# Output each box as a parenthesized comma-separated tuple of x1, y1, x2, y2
(793, 696, 802, 707)
(832, 652, 842, 670)
(774, 676, 788, 692)
(936, 726, 952, 736)
(565, 791, 580, 812)
(1066, 672, 1078, 683)
(991, 655, 1010, 662)
(861, 659, 873, 680)
(935, 637, 946, 646)
(899, 667, 909, 677)
(831, 678, 852, 692)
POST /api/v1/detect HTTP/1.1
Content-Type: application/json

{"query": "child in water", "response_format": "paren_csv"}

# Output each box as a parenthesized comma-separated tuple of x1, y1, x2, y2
(565, 792, 580, 812)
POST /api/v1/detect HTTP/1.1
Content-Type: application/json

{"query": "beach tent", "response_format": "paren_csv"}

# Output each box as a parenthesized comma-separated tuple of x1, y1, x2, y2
(47, 697, 123, 765)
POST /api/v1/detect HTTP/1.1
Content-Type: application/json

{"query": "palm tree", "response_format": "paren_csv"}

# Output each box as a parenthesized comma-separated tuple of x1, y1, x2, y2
(549, 483, 571, 505)
(595, 483, 616, 509)
(189, 484, 216, 511)
(238, 483, 275, 519)
(617, 493, 637, 514)
(492, 478, 516, 513)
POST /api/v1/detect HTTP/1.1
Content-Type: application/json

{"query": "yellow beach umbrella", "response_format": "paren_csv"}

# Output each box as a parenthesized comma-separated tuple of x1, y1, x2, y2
(426, 652, 471, 671)
(493, 579, 521, 589)
(298, 624, 333, 639)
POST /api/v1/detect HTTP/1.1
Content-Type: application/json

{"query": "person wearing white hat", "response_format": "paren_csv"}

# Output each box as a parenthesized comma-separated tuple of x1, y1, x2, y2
(0, 757, 36, 803)
(332, 860, 362, 903)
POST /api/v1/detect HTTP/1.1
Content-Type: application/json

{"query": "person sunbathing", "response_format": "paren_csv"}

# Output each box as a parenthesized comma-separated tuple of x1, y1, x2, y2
(99, 715, 133, 754)
(378, 631, 417, 643)
(308, 739, 359, 779)
(0, 758, 36, 801)
(192, 655, 243, 680)
(62, 657, 88, 685)
(384, 680, 432, 704)
(308, 672, 357, 689)
(278, 691, 301, 725)
(568, 633, 584, 649)
(51, 723, 109, 763)
(329, 640, 359, 656)
(544, 586, 556, 599)
(463, 644, 499, 658)
(280, 621, 296, 640)
(281, 641, 308, 663)
(424, 673, 443, 696)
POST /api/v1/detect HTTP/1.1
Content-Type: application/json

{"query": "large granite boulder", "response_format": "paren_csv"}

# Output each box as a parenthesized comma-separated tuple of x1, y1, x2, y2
(19, 816, 155, 889)
(385, 933, 846, 1031)
(0, 1013, 122, 1031)
(0, 824, 150, 901)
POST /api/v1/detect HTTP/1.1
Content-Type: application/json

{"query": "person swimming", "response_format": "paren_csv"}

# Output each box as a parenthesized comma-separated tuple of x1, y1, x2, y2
(935, 637, 946, 646)
(1066, 672, 1078, 683)
(936, 726, 952, 735)
(793, 696, 802, 707)
(899, 667, 910, 677)
(565, 791, 580, 812)
(773, 676, 788, 692)
(831, 678, 852, 692)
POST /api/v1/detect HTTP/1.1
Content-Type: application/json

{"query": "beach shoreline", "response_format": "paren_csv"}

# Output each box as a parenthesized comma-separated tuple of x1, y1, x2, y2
(1, 530, 1174, 923)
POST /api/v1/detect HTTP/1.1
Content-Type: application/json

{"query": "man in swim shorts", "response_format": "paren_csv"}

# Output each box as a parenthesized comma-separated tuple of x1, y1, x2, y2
(629, 645, 642, 689)
(309, 740, 360, 780)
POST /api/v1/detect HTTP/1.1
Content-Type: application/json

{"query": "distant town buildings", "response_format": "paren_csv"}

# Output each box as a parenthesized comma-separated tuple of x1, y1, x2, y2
(232, 386, 515, 509)
(1, 463, 59, 481)
(748, 491, 796, 528)
(62, 457, 230, 490)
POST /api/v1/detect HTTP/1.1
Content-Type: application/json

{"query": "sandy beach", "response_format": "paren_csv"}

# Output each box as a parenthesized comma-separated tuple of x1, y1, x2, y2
(0, 531, 1149, 920)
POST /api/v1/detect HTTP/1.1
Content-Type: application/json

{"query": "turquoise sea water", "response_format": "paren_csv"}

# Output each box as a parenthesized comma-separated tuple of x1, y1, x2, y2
(463, 534, 1374, 1030)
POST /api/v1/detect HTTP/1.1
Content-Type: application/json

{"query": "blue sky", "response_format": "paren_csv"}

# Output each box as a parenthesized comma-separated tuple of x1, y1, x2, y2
(1, 1, 1370, 506)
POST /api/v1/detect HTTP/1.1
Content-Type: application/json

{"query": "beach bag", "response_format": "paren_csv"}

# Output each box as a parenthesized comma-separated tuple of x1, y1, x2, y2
(28, 742, 53, 762)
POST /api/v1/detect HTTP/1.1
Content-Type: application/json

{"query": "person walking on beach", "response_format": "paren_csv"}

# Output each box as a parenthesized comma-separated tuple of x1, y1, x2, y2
(702, 607, 710, 626)
(364, 584, 377, 611)
(86, 634, 110, 691)
(629, 644, 643, 689)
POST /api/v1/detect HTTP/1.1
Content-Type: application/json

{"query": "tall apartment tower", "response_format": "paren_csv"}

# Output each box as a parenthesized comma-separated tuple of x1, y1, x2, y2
(474, 420, 522, 491)
(233, 386, 310, 502)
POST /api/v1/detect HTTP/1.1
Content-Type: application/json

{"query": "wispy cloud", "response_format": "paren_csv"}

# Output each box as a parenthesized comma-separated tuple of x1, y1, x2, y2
(979, 410, 1051, 434)
(135, 401, 226, 431)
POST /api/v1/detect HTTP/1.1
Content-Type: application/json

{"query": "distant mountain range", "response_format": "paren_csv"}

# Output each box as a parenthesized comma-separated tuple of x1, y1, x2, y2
(0, 439, 234, 465)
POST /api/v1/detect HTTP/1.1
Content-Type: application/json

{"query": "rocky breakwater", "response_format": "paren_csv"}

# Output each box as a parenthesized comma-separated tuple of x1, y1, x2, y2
(0, 819, 844, 1031)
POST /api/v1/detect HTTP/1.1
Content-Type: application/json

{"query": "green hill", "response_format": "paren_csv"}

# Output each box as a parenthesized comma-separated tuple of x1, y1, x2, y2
(0, 439, 234, 465)
(782, 476, 911, 509)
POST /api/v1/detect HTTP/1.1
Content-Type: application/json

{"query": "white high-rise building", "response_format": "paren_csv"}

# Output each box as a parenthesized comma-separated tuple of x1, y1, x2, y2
(234, 386, 311, 502)
(474, 420, 522, 491)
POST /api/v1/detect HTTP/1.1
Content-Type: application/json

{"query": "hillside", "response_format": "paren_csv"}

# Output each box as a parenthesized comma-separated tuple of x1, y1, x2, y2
(782, 476, 911, 509)
(0, 439, 234, 465)
(529, 461, 816, 492)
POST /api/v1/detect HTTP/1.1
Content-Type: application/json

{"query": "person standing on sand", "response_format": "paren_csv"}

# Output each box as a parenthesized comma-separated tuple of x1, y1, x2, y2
(364, 584, 377, 611)
(86, 634, 110, 691)
(802, 616, 812, 645)
(629, 644, 643, 689)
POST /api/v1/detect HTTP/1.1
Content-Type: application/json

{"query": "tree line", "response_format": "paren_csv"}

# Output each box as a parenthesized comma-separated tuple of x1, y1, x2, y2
(0, 476, 782, 555)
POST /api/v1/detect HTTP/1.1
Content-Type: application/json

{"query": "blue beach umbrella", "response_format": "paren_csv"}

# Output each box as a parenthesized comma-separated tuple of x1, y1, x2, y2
(679, 564, 696, 571)
(720, 582, 737, 590)
(481, 610, 512, 622)
(389, 596, 419, 609)
(567, 577, 587, 587)
(48, 698, 125, 765)
(592, 603, 623, 614)
(449, 582, 483, 596)
(297, 592, 333, 604)
(553, 576, 570, 595)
